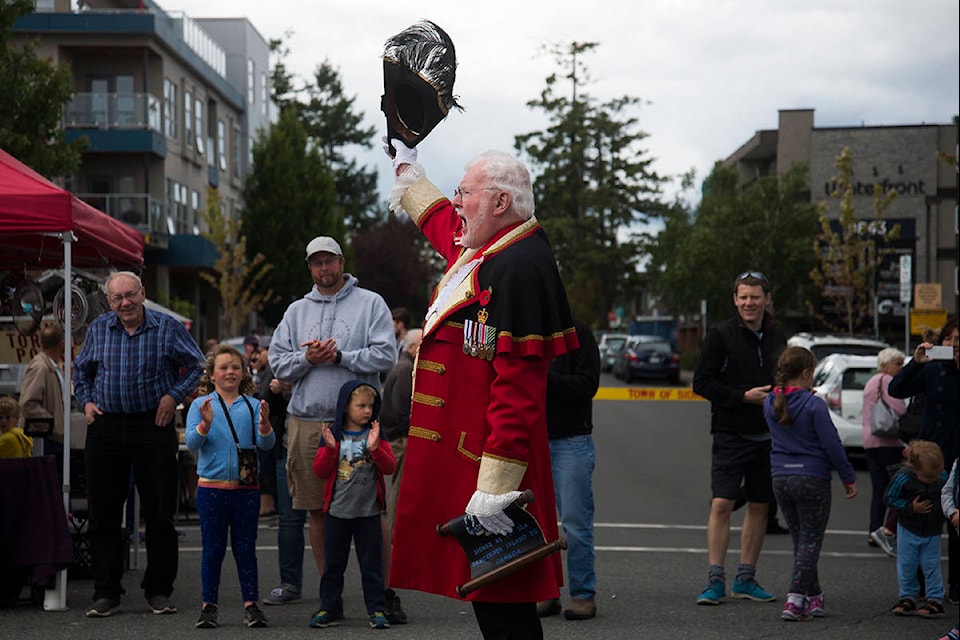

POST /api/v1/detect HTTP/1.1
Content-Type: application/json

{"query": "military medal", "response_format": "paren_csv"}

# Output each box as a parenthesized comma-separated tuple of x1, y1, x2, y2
(461, 289, 496, 361)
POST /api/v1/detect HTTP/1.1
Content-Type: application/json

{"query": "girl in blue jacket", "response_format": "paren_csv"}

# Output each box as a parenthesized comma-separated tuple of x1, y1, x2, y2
(186, 344, 275, 629)
(764, 346, 857, 622)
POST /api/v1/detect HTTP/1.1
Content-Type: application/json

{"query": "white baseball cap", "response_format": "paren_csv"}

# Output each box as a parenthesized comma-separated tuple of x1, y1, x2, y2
(305, 236, 343, 261)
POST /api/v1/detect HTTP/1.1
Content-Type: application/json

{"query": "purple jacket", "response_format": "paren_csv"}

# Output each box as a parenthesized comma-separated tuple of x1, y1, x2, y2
(764, 388, 856, 484)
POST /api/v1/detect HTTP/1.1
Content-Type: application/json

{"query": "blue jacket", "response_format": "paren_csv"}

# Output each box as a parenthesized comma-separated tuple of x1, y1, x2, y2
(185, 392, 275, 485)
(764, 388, 856, 484)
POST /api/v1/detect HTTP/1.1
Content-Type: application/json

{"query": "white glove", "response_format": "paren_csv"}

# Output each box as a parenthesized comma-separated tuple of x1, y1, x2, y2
(465, 489, 523, 536)
(382, 136, 417, 169)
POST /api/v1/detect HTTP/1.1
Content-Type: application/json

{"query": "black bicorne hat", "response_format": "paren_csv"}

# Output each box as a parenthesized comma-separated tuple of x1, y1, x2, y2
(381, 20, 463, 155)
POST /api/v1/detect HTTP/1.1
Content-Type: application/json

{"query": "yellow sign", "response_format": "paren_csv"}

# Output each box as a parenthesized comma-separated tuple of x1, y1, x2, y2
(910, 308, 947, 335)
(594, 387, 705, 401)
(914, 283, 942, 310)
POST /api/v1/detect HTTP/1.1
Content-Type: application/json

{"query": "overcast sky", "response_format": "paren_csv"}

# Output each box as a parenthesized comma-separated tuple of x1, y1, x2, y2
(159, 0, 959, 210)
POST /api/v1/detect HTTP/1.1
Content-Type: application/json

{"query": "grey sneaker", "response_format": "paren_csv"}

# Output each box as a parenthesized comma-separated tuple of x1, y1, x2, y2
(264, 585, 301, 605)
(147, 594, 177, 614)
(869, 528, 896, 558)
(85, 596, 121, 618)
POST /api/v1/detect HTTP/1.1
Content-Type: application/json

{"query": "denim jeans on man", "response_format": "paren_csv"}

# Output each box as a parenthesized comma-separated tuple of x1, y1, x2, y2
(549, 434, 597, 600)
(897, 523, 945, 600)
(275, 444, 306, 592)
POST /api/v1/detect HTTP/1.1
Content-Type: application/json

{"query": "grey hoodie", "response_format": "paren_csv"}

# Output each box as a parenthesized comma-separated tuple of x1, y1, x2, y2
(269, 273, 395, 421)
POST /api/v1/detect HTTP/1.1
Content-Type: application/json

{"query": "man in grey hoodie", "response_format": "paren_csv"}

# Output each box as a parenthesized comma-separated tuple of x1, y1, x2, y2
(267, 236, 396, 606)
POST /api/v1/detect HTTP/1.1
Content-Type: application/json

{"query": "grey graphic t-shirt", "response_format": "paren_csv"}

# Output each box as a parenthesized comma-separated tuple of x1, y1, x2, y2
(328, 429, 380, 519)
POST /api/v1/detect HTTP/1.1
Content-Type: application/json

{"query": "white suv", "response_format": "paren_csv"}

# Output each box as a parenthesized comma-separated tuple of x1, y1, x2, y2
(811, 353, 878, 456)
(787, 333, 889, 361)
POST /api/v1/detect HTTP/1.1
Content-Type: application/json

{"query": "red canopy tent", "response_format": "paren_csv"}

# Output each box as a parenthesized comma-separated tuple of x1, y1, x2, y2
(0, 148, 143, 269)
(1, 147, 143, 610)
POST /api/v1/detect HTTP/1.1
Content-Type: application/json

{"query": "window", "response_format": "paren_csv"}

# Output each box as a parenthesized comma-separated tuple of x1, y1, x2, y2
(260, 72, 268, 116)
(217, 120, 227, 171)
(163, 79, 177, 138)
(184, 90, 193, 150)
(247, 59, 255, 105)
(194, 98, 204, 153)
(232, 122, 241, 178)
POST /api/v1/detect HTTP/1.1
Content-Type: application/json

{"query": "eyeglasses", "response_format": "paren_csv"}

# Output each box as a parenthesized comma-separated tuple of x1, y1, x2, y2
(107, 287, 142, 305)
(736, 271, 768, 284)
(453, 186, 500, 200)
(308, 256, 341, 268)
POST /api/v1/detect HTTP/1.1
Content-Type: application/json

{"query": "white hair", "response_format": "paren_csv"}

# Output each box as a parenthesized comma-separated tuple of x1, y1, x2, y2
(877, 347, 906, 369)
(105, 270, 142, 292)
(465, 150, 535, 220)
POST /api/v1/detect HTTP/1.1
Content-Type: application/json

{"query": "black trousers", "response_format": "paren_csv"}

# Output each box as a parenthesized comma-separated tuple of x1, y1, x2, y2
(84, 411, 179, 600)
(472, 601, 543, 640)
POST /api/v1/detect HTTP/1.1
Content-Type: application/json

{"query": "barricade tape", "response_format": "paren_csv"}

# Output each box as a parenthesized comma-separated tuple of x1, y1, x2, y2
(594, 387, 705, 401)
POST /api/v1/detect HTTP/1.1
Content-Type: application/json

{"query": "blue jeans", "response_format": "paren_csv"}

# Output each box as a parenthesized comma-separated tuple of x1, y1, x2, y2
(276, 445, 306, 591)
(196, 486, 260, 604)
(897, 524, 945, 600)
(549, 435, 596, 600)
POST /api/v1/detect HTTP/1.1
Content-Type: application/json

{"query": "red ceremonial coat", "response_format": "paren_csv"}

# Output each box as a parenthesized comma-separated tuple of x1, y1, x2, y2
(389, 179, 577, 602)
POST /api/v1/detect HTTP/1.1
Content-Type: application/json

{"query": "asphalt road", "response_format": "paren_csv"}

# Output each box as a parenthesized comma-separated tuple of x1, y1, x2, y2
(7, 372, 955, 639)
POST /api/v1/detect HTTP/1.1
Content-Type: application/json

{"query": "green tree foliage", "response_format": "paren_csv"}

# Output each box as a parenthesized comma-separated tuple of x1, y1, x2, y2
(270, 37, 379, 229)
(241, 108, 340, 324)
(350, 211, 442, 319)
(199, 189, 277, 337)
(645, 162, 819, 326)
(515, 42, 666, 326)
(808, 147, 898, 335)
(0, 0, 86, 177)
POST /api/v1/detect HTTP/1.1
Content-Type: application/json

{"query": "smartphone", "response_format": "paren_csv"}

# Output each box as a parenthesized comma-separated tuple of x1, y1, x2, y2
(926, 345, 953, 360)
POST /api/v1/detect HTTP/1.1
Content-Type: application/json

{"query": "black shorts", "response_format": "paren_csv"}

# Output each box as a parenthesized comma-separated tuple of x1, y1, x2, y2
(711, 431, 773, 503)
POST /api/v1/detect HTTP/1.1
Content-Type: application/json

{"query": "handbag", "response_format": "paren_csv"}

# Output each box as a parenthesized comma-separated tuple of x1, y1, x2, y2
(869, 383, 900, 439)
(216, 393, 260, 487)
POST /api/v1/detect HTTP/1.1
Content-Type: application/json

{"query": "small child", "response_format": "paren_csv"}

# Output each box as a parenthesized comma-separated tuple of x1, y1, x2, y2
(763, 347, 858, 621)
(309, 380, 396, 630)
(884, 440, 947, 618)
(0, 396, 31, 458)
(186, 344, 275, 629)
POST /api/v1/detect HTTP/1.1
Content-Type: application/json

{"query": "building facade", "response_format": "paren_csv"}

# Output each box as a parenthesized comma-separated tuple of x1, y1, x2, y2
(723, 108, 958, 339)
(14, 0, 275, 342)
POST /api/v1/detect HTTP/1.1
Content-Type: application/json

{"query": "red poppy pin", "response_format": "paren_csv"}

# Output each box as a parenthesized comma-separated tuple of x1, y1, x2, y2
(479, 287, 491, 306)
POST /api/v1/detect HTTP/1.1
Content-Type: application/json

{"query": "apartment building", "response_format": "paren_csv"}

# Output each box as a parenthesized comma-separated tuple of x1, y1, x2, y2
(14, 0, 275, 341)
(723, 108, 958, 337)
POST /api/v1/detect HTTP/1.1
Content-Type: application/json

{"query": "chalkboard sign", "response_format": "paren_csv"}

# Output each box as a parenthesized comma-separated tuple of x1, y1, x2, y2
(445, 501, 547, 580)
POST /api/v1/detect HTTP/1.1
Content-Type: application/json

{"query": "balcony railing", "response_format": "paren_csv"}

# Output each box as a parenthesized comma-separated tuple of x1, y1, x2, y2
(64, 93, 161, 131)
(76, 193, 165, 235)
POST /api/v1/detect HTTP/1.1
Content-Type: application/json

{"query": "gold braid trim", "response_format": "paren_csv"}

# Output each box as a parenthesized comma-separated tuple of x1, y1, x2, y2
(477, 454, 527, 494)
(416, 359, 446, 374)
(400, 178, 446, 226)
(412, 392, 444, 408)
(409, 426, 441, 441)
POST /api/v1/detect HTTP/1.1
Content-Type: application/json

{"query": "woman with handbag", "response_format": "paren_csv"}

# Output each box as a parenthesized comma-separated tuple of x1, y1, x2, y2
(861, 347, 908, 556)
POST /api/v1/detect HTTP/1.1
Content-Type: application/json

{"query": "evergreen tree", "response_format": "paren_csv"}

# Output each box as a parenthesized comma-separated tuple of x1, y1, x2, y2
(515, 42, 666, 326)
(1, 0, 86, 177)
(645, 162, 819, 326)
(241, 107, 340, 324)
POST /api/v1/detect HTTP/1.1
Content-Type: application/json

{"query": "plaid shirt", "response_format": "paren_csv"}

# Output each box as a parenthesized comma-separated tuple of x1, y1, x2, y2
(73, 308, 204, 414)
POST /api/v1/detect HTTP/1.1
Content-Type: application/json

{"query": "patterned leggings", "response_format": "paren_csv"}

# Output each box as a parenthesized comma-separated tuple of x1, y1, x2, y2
(772, 475, 832, 596)
(196, 485, 261, 604)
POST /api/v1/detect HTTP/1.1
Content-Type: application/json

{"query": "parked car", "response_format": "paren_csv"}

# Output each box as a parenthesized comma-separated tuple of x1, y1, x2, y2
(598, 333, 630, 373)
(611, 336, 681, 385)
(787, 332, 889, 361)
(811, 353, 878, 456)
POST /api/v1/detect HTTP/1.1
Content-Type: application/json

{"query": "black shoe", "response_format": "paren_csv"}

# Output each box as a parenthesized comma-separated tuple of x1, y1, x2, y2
(385, 588, 407, 624)
(196, 603, 218, 629)
(949, 583, 959, 605)
(766, 522, 790, 535)
(244, 602, 268, 628)
(85, 596, 121, 618)
(537, 598, 562, 617)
